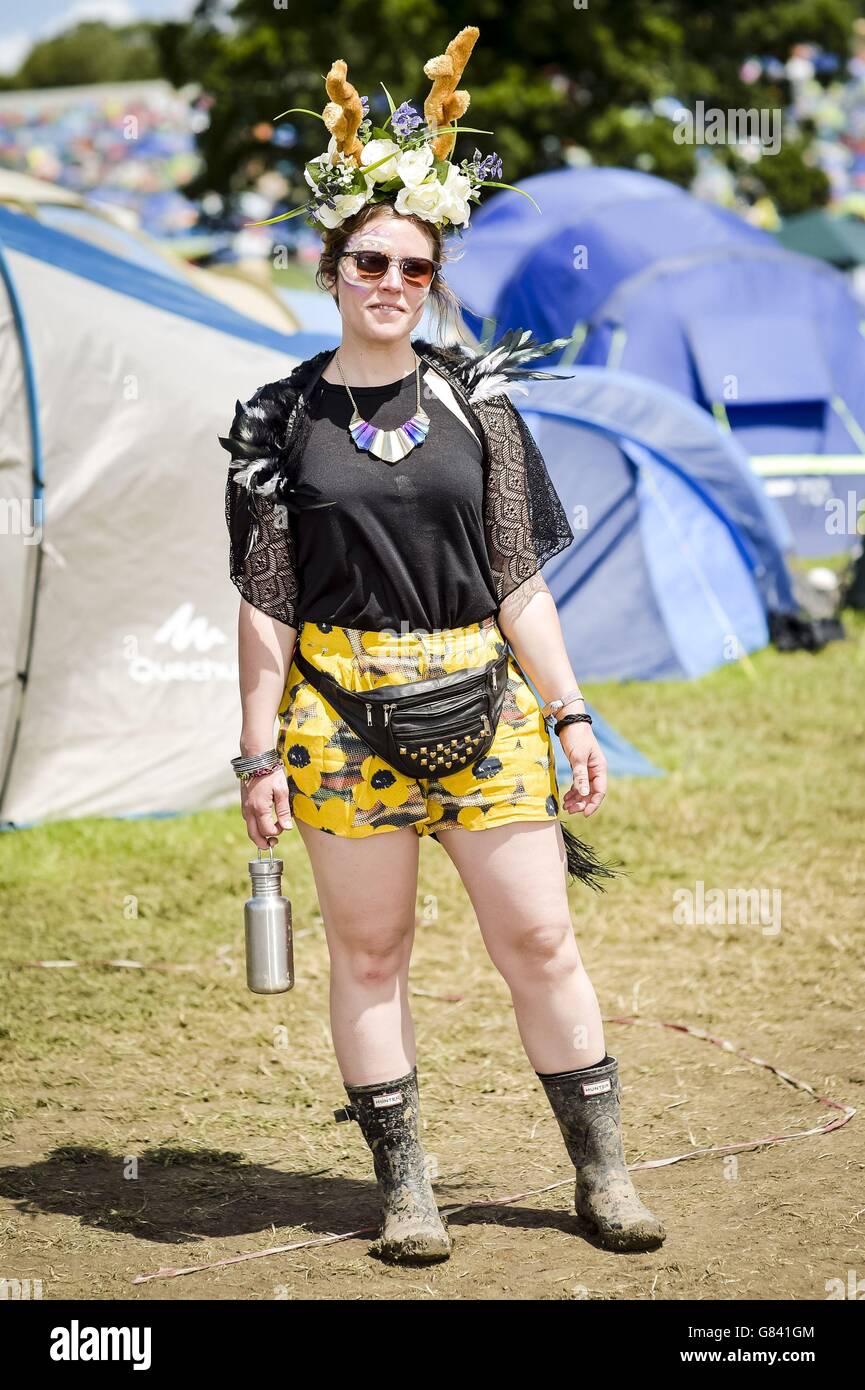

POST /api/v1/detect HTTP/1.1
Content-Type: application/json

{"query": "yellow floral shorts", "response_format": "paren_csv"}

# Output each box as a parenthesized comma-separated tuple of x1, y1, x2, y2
(277, 616, 560, 839)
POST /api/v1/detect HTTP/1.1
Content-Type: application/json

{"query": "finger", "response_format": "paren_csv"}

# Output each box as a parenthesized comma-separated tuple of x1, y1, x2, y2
(564, 768, 588, 797)
(571, 762, 591, 801)
(273, 785, 293, 831)
(589, 758, 608, 798)
(255, 809, 281, 842)
(245, 791, 282, 842)
(245, 822, 274, 851)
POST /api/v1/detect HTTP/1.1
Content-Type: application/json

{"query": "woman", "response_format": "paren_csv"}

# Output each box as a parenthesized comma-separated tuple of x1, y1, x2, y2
(220, 30, 665, 1265)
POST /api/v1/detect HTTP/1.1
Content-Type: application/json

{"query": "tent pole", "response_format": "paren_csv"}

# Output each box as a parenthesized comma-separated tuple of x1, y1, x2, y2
(830, 394, 865, 454)
(0, 234, 44, 825)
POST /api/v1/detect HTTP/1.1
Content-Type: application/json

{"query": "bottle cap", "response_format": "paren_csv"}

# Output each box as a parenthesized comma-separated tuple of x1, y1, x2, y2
(248, 842, 284, 876)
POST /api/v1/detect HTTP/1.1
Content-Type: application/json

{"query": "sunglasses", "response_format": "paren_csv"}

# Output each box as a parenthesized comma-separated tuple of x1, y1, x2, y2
(337, 250, 441, 287)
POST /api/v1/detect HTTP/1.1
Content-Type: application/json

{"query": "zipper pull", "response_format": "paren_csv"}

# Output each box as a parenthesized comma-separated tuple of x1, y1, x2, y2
(384, 703, 394, 726)
(366, 702, 373, 726)
(492, 666, 498, 690)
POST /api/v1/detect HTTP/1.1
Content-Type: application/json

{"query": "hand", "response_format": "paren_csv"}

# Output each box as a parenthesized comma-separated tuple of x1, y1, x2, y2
(240, 765, 293, 849)
(559, 723, 607, 817)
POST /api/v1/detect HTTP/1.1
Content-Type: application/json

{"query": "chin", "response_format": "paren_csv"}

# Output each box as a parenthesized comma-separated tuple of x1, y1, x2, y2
(361, 316, 412, 339)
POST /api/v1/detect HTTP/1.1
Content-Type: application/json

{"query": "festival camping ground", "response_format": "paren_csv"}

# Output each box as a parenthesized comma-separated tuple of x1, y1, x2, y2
(0, 607, 862, 1300)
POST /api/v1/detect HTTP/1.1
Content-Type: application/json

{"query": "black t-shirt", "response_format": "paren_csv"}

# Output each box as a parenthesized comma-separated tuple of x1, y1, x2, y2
(292, 361, 499, 631)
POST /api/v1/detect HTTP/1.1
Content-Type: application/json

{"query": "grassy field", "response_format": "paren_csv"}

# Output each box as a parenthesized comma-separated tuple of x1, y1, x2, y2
(1, 606, 863, 1301)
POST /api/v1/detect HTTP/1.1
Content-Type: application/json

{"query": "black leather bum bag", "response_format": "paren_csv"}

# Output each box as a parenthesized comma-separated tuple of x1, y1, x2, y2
(291, 645, 511, 780)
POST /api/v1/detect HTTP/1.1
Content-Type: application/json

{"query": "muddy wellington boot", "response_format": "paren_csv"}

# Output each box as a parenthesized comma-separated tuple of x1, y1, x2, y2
(334, 1065, 452, 1264)
(536, 1053, 666, 1252)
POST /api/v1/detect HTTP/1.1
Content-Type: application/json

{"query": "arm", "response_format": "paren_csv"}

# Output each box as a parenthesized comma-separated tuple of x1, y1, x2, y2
(221, 401, 300, 847)
(471, 392, 602, 813)
(497, 577, 607, 819)
(238, 600, 296, 848)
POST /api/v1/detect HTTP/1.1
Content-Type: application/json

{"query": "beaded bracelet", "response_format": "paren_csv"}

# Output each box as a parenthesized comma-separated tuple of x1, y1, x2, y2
(237, 764, 281, 783)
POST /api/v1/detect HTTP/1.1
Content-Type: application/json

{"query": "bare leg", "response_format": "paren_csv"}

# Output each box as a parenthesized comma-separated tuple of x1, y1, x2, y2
(293, 820, 421, 1084)
(436, 819, 665, 1249)
(293, 819, 451, 1262)
(434, 820, 606, 1071)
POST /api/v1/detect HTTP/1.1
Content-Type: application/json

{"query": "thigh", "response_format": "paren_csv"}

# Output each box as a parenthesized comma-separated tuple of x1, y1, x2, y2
(293, 817, 420, 954)
(419, 652, 560, 838)
(277, 630, 430, 838)
(434, 820, 581, 971)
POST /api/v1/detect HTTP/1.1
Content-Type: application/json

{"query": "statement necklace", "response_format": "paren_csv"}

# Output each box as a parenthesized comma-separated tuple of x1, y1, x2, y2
(335, 351, 431, 462)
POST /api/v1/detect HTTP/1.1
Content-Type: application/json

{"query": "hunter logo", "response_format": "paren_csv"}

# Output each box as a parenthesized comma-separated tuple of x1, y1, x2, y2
(123, 603, 237, 684)
(581, 1079, 612, 1097)
(373, 1091, 403, 1109)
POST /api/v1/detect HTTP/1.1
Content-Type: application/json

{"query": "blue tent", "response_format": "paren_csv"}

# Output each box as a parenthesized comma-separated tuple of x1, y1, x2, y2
(514, 366, 798, 682)
(445, 166, 769, 345)
(445, 168, 865, 558)
(578, 247, 865, 557)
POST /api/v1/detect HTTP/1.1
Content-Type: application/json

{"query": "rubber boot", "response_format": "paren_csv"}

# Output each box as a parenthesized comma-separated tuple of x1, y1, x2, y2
(536, 1052, 666, 1252)
(334, 1065, 452, 1264)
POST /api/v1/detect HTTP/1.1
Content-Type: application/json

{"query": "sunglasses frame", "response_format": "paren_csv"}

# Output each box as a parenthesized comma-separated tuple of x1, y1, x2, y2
(336, 250, 441, 286)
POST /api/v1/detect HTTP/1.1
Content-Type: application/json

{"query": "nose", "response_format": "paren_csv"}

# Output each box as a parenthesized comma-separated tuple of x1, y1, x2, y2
(378, 261, 403, 292)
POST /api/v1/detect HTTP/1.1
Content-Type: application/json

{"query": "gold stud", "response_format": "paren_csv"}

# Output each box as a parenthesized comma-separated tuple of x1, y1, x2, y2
(437, 743, 444, 750)
(410, 751, 418, 758)
(420, 745, 427, 752)
(399, 746, 407, 754)
(445, 760, 452, 768)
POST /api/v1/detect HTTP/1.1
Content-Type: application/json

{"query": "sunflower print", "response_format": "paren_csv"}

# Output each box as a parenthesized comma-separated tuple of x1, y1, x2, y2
(277, 618, 559, 839)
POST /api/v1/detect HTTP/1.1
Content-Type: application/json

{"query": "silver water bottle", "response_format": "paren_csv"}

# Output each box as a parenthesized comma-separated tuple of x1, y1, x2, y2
(244, 842, 294, 994)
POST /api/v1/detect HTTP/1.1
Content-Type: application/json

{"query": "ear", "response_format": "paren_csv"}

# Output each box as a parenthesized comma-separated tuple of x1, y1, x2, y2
(324, 272, 339, 304)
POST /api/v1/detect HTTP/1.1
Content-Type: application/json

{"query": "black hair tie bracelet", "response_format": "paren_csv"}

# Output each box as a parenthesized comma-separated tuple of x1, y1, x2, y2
(554, 711, 593, 737)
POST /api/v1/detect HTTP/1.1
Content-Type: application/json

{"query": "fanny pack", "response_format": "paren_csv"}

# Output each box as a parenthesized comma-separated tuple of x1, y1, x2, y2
(292, 643, 510, 781)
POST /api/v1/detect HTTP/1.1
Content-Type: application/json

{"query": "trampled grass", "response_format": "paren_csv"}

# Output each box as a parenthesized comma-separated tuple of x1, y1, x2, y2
(1, 606, 863, 1300)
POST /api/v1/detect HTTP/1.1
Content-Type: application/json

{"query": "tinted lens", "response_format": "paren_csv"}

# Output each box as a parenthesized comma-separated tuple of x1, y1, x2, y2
(401, 257, 436, 286)
(352, 251, 389, 279)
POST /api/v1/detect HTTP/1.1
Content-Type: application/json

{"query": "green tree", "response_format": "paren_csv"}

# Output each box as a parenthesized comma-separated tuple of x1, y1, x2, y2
(4, 22, 162, 89)
(1, 0, 856, 216)
(180, 0, 856, 215)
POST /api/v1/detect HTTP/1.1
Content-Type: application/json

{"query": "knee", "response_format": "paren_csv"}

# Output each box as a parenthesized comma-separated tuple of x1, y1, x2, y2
(506, 918, 582, 981)
(330, 916, 414, 987)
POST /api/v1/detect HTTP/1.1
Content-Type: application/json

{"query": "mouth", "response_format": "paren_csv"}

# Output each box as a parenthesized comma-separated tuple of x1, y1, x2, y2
(368, 303, 405, 315)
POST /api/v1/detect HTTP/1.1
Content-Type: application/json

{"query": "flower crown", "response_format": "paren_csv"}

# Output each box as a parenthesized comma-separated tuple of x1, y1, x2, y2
(253, 26, 538, 235)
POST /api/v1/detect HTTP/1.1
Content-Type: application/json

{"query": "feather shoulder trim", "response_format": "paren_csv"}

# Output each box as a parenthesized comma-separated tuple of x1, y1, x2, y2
(217, 348, 336, 508)
(415, 329, 573, 405)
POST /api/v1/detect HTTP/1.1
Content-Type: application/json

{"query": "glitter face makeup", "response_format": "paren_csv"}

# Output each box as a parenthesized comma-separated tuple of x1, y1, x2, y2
(338, 226, 435, 299)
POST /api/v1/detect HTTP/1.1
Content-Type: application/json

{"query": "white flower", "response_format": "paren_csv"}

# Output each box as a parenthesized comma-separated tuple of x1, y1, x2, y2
(360, 138, 402, 184)
(314, 189, 371, 228)
(304, 156, 324, 191)
(394, 144, 434, 189)
(303, 134, 372, 226)
(394, 175, 451, 224)
(438, 162, 473, 227)
(304, 134, 339, 188)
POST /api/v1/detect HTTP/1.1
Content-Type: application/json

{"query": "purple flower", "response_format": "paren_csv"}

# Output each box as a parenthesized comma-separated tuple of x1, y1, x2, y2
(360, 95, 369, 117)
(392, 101, 424, 139)
(474, 149, 503, 181)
